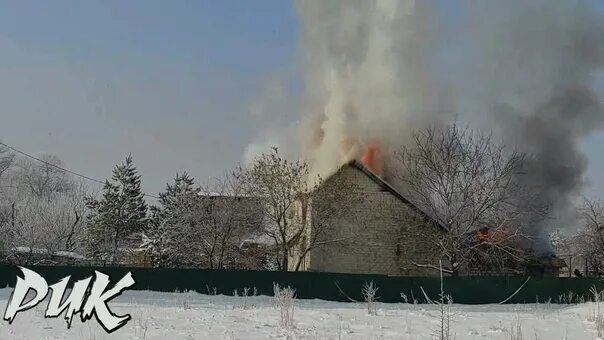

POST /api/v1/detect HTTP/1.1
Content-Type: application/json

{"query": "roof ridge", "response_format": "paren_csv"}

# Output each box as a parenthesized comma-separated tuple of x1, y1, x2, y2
(341, 160, 447, 231)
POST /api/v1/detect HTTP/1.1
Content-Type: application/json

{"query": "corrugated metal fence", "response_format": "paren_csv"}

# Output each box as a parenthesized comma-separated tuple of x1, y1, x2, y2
(0, 265, 602, 304)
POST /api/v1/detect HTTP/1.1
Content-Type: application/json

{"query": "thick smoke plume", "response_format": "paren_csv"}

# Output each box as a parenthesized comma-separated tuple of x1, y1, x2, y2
(296, 0, 448, 179)
(290, 0, 604, 240)
(459, 1, 604, 236)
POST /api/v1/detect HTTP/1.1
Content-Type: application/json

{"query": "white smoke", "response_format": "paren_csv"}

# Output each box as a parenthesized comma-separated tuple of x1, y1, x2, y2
(244, 71, 300, 165)
(246, 0, 604, 237)
(296, 0, 449, 178)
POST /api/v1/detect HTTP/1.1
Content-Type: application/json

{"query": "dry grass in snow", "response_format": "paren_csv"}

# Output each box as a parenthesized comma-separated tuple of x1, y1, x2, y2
(0, 288, 600, 339)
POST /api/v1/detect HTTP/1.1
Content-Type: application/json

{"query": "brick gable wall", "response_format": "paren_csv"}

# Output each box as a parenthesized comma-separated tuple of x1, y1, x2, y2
(304, 166, 444, 276)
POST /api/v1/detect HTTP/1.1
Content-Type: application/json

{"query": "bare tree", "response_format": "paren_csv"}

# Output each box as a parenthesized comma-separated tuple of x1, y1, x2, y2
(0, 154, 89, 264)
(235, 148, 309, 271)
(0, 143, 16, 260)
(394, 123, 546, 276)
(7, 191, 86, 255)
(1, 186, 88, 263)
(16, 155, 73, 199)
(0, 143, 15, 180)
(41, 183, 88, 253)
(575, 198, 604, 276)
(197, 173, 263, 269)
(237, 147, 357, 271)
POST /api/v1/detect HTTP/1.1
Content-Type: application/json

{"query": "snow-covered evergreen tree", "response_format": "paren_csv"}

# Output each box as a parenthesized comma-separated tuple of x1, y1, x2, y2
(85, 155, 147, 264)
(146, 172, 202, 267)
(146, 171, 263, 269)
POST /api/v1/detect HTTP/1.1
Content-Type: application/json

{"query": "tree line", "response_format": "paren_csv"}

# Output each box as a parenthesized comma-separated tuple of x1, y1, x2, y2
(0, 146, 357, 271)
(1, 123, 604, 275)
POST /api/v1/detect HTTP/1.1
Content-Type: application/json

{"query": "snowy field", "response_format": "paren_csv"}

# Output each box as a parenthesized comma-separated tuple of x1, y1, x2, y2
(0, 288, 600, 339)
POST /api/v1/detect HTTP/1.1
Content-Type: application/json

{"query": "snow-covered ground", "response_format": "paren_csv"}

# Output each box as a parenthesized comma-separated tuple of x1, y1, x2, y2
(0, 288, 599, 339)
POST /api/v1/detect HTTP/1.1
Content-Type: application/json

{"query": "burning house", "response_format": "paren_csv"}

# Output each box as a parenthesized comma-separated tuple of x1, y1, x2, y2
(288, 142, 445, 276)
(289, 159, 446, 276)
(289, 145, 566, 277)
(465, 227, 566, 277)
(275, 0, 603, 278)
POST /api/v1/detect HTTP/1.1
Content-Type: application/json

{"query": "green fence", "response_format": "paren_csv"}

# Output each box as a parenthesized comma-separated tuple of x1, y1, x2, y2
(0, 265, 602, 304)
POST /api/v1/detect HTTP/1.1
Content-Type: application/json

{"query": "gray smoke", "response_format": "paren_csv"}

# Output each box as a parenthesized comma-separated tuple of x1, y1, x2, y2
(455, 1, 604, 251)
(247, 1, 604, 241)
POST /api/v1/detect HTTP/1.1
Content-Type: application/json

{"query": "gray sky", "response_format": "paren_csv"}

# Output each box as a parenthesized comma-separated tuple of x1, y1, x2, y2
(0, 1, 299, 197)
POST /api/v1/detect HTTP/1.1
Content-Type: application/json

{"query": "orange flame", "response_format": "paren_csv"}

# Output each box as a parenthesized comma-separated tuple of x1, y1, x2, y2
(476, 227, 509, 244)
(360, 143, 383, 175)
(477, 228, 490, 242)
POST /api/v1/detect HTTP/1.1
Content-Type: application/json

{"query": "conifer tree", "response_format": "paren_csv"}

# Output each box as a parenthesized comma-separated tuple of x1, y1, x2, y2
(146, 172, 202, 267)
(85, 155, 147, 264)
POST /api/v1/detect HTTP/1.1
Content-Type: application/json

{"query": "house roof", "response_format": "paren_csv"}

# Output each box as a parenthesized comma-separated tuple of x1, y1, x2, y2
(335, 161, 568, 265)
(333, 160, 447, 231)
(532, 256, 567, 268)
